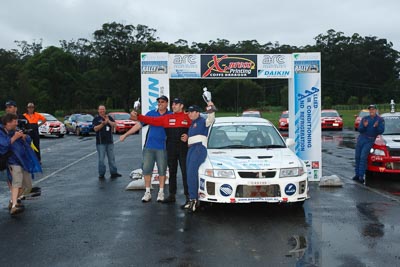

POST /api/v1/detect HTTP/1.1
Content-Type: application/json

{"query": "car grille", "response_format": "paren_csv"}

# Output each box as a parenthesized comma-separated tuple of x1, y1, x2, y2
(238, 171, 276, 178)
(389, 148, 400, 157)
(235, 185, 281, 198)
(393, 162, 400, 170)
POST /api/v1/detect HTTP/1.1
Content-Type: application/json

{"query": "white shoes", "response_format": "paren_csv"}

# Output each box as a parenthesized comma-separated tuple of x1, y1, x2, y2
(142, 192, 152, 202)
(157, 191, 165, 202)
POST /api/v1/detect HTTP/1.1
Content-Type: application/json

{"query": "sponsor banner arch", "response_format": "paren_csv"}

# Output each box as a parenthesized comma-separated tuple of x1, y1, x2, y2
(140, 52, 321, 181)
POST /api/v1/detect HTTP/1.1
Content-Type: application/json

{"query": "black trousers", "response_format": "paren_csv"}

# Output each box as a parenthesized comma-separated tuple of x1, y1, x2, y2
(28, 126, 41, 161)
(167, 145, 188, 196)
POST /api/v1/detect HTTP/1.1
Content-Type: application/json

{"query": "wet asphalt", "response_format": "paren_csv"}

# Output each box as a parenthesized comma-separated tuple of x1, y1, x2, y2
(0, 129, 399, 267)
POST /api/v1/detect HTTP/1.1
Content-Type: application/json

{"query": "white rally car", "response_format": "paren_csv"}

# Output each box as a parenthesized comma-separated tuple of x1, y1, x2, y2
(39, 113, 67, 138)
(198, 117, 309, 206)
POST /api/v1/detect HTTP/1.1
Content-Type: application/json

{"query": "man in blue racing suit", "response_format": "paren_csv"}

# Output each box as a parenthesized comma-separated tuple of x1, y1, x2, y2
(353, 104, 384, 183)
(181, 102, 215, 212)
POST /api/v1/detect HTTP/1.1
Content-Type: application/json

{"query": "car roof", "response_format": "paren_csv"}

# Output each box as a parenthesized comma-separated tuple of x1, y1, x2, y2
(214, 116, 274, 126)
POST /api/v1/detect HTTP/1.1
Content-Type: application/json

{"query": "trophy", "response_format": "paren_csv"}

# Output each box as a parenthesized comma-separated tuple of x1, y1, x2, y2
(202, 87, 217, 113)
(390, 99, 396, 113)
(133, 97, 141, 111)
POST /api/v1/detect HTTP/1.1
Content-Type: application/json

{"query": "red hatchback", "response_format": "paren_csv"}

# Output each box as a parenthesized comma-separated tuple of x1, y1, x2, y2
(108, 112, 137, 134)
(321, 109, 343, 130)
(367, 112, 400, 176)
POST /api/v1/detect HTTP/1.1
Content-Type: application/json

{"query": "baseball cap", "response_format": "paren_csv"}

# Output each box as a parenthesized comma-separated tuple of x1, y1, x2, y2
(5, 100, 17, 107)
(368, 104, 377, 110)
(156, 95, 169, 102)
(188, 105, 201, 112)
(172, 97, 184, 105)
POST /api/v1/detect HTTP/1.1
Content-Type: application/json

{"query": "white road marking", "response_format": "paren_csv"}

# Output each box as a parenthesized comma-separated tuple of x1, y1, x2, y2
(34, 139, 121, 185)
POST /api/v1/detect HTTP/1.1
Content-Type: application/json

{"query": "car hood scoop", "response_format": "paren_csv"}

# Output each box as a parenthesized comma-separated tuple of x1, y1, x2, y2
(208, 149, 298, 170)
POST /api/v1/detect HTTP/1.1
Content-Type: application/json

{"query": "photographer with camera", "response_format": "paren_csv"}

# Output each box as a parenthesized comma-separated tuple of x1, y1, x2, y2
(0, 113, 42, 215)
(23, 102, 46, 162)
(4, 100, 41, 199)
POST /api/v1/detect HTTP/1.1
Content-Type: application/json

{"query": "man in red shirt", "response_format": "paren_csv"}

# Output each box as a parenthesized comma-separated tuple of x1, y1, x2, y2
(131, 98, 191, 207)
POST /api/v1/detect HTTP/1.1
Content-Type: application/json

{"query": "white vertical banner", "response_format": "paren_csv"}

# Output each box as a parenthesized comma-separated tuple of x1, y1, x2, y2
(289, 53, 322, 181)
(140, 52, 170, 184)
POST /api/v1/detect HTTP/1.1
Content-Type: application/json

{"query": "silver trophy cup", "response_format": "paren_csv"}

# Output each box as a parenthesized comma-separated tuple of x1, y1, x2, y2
(202, 87, 217, 113)
(133, 97, 141, 111)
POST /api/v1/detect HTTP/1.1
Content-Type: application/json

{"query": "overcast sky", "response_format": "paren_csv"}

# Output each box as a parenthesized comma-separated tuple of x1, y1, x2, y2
(0, 0, 399, 51)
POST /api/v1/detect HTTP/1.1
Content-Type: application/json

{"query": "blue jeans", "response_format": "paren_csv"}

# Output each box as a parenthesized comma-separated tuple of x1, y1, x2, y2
(97, 144, 118, 176)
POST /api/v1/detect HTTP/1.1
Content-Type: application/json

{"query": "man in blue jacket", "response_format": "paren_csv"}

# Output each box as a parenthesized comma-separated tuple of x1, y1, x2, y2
(0, 113, 42, 215)
(353, 104, 385, 183)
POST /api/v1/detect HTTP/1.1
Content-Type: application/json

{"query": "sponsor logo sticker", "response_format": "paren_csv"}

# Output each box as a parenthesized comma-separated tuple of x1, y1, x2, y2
(285, 183, 296, 196)
(219, 184, 233, 197)
(200, 178, 205, 191)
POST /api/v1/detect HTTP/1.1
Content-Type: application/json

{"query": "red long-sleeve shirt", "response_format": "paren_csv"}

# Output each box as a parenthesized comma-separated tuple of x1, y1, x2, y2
(138, 112, 191, 149)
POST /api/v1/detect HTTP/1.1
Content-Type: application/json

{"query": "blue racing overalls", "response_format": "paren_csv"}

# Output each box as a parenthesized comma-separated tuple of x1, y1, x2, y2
(187, 114, 214, 200)
(355, 115, 384, 179)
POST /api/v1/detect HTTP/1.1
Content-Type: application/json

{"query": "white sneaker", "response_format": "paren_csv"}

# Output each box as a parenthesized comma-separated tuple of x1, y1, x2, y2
(157, 191, 165, 202)
(142, 192, 152, 202)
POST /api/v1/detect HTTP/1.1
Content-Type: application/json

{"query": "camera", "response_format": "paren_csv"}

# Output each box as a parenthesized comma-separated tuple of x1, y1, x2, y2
(17, 118, 32, 134)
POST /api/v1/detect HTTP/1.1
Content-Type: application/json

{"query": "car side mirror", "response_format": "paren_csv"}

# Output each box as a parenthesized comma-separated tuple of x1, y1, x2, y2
(286, 138, 295, 147)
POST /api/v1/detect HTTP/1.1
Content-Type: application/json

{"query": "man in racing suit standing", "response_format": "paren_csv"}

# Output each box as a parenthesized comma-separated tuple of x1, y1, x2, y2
(181, 102, 215, 212)
(353, 104, 384, 183)
(132, 98, 191, 207)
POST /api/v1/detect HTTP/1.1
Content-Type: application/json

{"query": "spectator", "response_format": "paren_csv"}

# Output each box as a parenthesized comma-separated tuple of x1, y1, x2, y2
(23, 102, 46, 162)
(120, 96, 171, 202)
(0, 113, 42, 215)
(353, 104, 384, 183)
(93, 105, 122, 179)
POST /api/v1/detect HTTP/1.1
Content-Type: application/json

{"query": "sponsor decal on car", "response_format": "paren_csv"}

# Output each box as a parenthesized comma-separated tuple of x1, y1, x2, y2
(200, 178, 205, 191)
(285, 183, 297, 196)
(236, 197, 280, 202)
(219, 184, 233, 197)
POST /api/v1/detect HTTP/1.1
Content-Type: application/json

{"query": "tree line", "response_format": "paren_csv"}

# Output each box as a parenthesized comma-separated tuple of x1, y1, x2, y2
(0, 23, 398, 115)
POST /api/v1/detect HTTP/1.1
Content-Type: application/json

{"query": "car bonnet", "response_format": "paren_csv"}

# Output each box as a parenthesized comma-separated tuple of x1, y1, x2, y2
(206, 148, 301, 170)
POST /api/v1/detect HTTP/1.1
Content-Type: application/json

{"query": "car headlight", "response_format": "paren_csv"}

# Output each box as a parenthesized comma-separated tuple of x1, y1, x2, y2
(370, 148, 385, 156)
(280, 167, 304, 178)
(205, 169, 235, 178)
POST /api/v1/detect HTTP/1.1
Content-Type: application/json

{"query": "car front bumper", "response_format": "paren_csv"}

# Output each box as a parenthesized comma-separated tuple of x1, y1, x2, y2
(198, 174, 309, 204)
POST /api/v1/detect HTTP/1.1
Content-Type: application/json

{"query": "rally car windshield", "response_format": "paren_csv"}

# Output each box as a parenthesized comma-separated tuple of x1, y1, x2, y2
(208, 124, 286, 149)
(77, 115, 94, 122)
(113, 113, 130, 120)
(382, 116, 400, 135)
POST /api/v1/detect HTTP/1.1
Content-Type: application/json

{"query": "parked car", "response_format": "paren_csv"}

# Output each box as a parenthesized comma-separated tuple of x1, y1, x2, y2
(39, 113, 67, 138)
(279, 110, 289, 131)
(242, 110, 262, 118)
(198, 116, 308, 207)
(321, 109, 343, 130)
(108, 112, 138, 134)
(65, 114, 94, 136)
(367, 111, 400, 176)
(354, 109, 379, 131)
